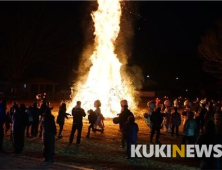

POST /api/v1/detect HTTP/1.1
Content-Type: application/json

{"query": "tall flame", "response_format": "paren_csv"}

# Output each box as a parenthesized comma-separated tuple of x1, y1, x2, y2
(67, 0, 138, 117)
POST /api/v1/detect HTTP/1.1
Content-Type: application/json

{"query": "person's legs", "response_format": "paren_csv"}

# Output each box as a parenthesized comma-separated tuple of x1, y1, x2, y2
(155, 128, 160, 143)
(69, 124, 77, 144)
(58, 124, 64, 137)
(26, 123, 30, 137)
(176, 125, 179, 137)
(121, 130, 125, 148)
(126, 141, 132, 158)
(86, 124, 93, 138)
(171, 125, 175, 136)
(150, 128, 155, 143)
(181, 135, 187, 144)
(77, 125, 82, 144)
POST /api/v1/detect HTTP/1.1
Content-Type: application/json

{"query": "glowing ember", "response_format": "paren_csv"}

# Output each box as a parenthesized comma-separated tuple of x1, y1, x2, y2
(67, 0, 138, 117)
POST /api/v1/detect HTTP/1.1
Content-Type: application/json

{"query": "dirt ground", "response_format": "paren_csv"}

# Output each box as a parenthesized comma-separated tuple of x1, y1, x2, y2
(0, 101, 200, 170)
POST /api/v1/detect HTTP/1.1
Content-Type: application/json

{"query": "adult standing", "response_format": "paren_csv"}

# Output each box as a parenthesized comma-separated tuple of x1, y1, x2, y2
(171, 107, 181, 137)
(12, 104, 27, 154)
(150, 107, 163, 144)
(119, 100, 134, 148)
(41, 107, 57, 162)
(69, 101, 86, 145)
(56, 103, 70, 138)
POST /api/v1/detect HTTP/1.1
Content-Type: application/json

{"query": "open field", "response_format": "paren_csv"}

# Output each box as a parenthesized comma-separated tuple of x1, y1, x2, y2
(1, 100, 200, 170)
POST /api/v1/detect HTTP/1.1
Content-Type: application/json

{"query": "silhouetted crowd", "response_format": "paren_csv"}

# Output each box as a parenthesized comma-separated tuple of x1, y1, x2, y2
(0, 96, 222, 169)
(144, 97, 222, 169)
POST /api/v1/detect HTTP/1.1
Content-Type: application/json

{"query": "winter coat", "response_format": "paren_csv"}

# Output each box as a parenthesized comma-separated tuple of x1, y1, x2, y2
(88, 111, 97, 124)
(183, 119, 197, 136)
(72, 106, 86, 126)
(119, 108, 134, 129)
(12, 109, 27, 133)
(56, 108, 69, 125)
(41, 114, 56, 141)
(123, 122, 139, 143)
(150, 111, 163, 129)
(171, 111, 181, 126)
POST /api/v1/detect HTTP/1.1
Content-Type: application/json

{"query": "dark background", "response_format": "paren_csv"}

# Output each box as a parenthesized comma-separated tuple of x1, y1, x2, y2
(0, 1, 221, 94)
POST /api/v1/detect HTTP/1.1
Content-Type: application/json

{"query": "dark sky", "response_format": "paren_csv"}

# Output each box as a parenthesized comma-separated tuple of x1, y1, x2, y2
(0, 1, 221, 91)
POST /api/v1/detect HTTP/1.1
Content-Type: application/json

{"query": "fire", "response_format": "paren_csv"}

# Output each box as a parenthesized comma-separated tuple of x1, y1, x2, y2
(67, 0, 138, 117)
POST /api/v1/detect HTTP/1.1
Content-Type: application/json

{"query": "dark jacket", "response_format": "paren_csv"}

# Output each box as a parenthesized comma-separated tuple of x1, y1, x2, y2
(57, 107, 69, 125)
(41, 113, 57, 140)
(123, 122, 139, 143)
(32, 107, 40, 123)
(171, 111, 181, 126)
(12, 108, 27, 133)
(119, 108, 134, 129)
(72, 106, 86, 126)
(150, 110, 163, 129)
(88, 111, 97, 124)
(183, 119, 197, 136)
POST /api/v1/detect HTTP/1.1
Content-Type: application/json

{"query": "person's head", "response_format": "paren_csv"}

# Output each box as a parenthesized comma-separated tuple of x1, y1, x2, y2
(121, 100, 128, 107)
(19, 103, 26, 111)
(174, 107, 178, 112)
(187, 112, 194, 119)
(77, 101, 81, 107)
(204, 120, 215, 134)
(94, 100, 101, 108)
(128, 116, 135, 123)
(60, 102, 66, 109)
(121, 100, 128, 110)
(155, 107, 161, 113)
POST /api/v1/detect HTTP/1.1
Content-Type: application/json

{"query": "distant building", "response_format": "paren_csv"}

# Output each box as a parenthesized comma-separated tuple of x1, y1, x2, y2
(0, 78, 57, 100)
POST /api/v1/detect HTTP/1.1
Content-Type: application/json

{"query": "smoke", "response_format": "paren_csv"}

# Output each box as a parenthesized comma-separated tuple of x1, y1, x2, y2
(117, 1, 143, 90)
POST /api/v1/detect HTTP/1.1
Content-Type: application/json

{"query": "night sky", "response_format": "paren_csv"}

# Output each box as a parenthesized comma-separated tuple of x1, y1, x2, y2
(0, 1, 222, 92)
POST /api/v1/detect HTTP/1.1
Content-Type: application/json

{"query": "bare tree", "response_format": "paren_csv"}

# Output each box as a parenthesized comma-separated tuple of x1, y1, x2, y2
(198, 20, 222, 78)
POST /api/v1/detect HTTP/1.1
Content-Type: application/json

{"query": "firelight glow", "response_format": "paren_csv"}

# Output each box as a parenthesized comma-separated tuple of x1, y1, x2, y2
(67, 0, 138, 117)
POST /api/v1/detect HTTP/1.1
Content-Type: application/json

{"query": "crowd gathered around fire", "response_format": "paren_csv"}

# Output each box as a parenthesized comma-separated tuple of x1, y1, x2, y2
(0, 95, 222, 169)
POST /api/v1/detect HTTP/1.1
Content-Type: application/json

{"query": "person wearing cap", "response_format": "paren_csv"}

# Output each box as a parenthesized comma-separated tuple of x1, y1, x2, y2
(119, 100, 134, 148)
(69, 101, 86, 145)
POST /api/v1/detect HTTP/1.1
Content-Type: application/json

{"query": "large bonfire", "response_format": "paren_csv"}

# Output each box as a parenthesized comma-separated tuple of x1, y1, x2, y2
(67, 0, 138, 117)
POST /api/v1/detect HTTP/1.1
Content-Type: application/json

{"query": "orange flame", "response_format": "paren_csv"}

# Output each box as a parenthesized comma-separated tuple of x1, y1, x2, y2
(67, 0, 138, 117)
